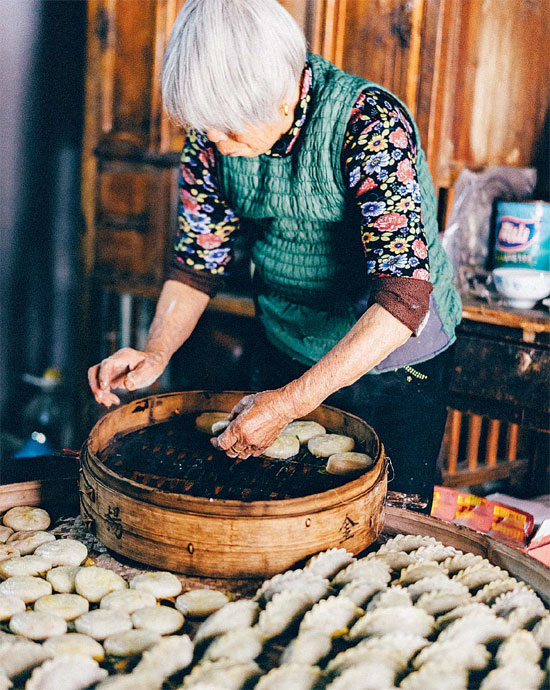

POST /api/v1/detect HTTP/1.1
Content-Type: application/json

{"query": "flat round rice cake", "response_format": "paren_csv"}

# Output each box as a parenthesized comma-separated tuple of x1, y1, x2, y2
(35, 539, 87, 567)
(75, 566, 127, 602)
(0, 545, 20, 563)
(34, 593, 89, 621)
(104, 629, 160, 657)
(0, 527, 13, 544)
(10, 610, 67, 640)
(2, 506, 50, 532)
(74, 609, 132, 640)
(129, 571, 182, 598)
(131, 605, 184, 635)
(100, 589, 156, 614)
(175, 589, 229, 617)
(308, 434, 355, 457)
(262, 434, 300, 459)
(47, 566, 81, 593)
(0, 593, 26, 620)
(43, 633, 105, 660)
(326, 452, 375, 475)
(0, 554, 52, 579)
(6, 529, 55, 555)
(283, 421, 326, 444)
(0, 575, 52, 602)
(195, 412, 230, 435)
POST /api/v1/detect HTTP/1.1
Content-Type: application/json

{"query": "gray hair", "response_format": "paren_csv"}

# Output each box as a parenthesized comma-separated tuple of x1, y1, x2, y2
(162, 0, 306, 133)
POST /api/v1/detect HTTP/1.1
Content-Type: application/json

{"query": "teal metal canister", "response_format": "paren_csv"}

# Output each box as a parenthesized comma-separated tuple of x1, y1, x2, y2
(494, 201, 550, 271)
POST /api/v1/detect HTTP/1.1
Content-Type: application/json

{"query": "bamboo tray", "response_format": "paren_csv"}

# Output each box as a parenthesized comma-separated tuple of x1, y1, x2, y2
(79, 391, 388, 578)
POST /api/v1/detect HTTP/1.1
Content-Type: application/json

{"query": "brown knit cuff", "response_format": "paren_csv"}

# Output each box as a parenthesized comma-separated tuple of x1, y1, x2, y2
(166, 259, 225, 298)
(370, 276, 433, 334)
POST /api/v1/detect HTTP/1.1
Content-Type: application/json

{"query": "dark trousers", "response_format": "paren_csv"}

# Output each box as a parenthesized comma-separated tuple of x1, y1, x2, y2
(249, 329, 454, 511)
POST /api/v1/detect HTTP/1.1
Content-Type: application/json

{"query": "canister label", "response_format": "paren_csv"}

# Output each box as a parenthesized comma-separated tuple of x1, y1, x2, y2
(494, 201, 550, 270)
(496, 216, 538, 253)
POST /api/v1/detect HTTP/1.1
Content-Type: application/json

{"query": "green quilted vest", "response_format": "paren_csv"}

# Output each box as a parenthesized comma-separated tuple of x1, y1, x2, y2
(217, 54, 461, 370)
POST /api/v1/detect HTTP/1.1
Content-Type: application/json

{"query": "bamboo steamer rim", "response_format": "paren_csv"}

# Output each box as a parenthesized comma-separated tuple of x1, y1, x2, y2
(82, 391, 387, 518)
(385, 507, 550, 607)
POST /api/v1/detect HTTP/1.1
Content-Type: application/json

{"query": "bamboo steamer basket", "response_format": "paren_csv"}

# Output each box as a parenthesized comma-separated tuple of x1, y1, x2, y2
(80, 391, 387, 578)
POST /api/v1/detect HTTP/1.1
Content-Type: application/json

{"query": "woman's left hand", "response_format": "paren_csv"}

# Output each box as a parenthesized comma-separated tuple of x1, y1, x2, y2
(211, 389, 296, 459)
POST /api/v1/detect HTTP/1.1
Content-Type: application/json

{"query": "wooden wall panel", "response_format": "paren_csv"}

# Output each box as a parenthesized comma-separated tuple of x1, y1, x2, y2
(414, 0, 449, 180)
(279, 0, 310, 32)
(308, 0, 347, 65)
(423, 0, 550, 191)
(461, 0, 550, 170)
(340, 0, 425, 105)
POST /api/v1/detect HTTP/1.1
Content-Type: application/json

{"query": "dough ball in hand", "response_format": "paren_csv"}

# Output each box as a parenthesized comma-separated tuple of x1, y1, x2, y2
(195, 412, 230, 435)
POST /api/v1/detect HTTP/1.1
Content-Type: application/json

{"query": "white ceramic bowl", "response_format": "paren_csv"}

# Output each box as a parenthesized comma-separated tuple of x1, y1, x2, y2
(492, 268, 550, 309)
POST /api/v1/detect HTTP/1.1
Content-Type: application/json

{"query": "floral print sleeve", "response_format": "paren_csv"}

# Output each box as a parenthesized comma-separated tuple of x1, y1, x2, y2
(343, 89, 430, 283)
(168, 129, 239, 295)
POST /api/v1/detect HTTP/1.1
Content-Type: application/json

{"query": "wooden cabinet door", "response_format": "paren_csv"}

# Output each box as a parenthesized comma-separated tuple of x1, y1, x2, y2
(94, 163, 177, 285)
(88, 0, 185, 158)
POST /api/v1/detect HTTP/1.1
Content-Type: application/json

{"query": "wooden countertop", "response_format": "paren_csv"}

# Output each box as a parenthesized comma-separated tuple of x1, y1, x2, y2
(461, 295, 550, 341)
(208, 291, 550, 337)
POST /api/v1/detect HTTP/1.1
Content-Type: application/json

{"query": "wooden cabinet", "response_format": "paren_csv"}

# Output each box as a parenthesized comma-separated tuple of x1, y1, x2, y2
(440, 302, 550, 491)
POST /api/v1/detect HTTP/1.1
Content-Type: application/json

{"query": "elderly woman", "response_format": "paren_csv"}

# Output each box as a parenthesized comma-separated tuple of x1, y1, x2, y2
(88, 0, 461, 510)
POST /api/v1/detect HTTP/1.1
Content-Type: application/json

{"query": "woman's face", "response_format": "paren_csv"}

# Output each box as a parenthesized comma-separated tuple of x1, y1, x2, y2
(206, 120, 287, 157)
(205, 82, 300, 157)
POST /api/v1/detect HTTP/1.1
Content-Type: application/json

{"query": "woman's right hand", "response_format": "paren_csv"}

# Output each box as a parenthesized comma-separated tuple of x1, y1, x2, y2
(87, 348, 167, 407)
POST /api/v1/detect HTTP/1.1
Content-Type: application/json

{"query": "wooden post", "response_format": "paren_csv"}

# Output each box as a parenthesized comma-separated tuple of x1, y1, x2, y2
(446, 409, 462, 475)
(506, 423, 519, 461)
(485, 419, 500, 467)
(466, 414, 483, 471)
